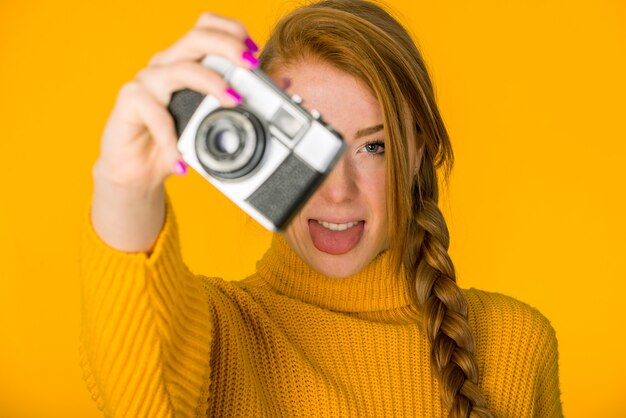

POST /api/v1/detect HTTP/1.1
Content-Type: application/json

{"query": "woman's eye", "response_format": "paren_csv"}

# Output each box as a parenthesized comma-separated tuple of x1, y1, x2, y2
(362, 141, 385, 155)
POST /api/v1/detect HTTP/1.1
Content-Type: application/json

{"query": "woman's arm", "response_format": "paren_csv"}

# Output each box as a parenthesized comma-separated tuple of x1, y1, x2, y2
(79, 197, 214, 417)
(80, 12, 259, 416)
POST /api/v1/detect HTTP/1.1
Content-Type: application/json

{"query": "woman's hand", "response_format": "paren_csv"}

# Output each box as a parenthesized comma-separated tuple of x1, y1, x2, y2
(91, 12, 259, 252)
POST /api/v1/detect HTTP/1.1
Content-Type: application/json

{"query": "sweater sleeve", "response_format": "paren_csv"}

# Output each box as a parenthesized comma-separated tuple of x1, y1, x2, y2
(78, 197, 213, 418)
(532, 316, 563, 418)
(466, 289, 564, 417)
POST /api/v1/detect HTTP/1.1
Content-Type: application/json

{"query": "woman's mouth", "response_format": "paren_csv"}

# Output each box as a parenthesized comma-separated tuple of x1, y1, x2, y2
(308, 219, 365, 255)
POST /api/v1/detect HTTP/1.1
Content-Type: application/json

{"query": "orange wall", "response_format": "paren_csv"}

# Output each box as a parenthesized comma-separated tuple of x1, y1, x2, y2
(1, 0, 624, 416)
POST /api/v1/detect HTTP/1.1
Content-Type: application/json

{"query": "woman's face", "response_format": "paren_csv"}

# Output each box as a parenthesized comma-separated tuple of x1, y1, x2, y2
(274, 60, 389, 278)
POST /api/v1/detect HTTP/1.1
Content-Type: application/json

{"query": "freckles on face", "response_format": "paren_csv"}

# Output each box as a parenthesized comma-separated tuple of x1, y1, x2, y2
(273, 60, 389, 278)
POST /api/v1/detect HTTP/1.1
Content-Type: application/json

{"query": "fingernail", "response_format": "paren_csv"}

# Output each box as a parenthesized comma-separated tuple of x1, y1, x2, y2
(225, 87, 243, 105)
(242, 50, 259, 69)
(244, 37, 259, 53)
(174, 160, 187, 176)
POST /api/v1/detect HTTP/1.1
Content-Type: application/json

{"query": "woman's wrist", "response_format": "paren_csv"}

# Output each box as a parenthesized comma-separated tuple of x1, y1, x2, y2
(91, 167, 166, 253)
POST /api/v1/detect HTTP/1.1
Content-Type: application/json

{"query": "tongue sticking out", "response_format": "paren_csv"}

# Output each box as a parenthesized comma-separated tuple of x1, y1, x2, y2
(309, 220, 364, 255)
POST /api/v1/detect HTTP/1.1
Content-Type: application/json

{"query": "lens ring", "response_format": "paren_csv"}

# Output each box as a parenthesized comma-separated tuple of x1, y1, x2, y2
(195, 107, 266, 180)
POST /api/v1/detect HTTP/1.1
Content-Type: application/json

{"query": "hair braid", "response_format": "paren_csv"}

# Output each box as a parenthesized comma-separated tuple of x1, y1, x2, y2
(412, 164, 493, 418)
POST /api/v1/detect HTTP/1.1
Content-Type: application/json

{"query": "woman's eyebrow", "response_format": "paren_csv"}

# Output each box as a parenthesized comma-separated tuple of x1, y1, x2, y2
(354, 124, 384, 139)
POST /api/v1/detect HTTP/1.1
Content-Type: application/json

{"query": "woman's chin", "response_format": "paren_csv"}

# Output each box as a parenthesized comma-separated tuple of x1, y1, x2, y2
(310, 256, 368, 278)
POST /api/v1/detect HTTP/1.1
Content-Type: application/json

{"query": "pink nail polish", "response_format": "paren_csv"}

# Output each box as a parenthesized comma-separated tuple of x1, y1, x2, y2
(245, 37, 259, 53)
(242, 50, 259, 69)
(225, 87, 243, 105)
(174, 160, 187, 176)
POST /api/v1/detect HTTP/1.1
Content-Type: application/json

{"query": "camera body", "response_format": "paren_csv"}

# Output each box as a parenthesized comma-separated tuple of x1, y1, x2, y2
(169, 55, 346, 231)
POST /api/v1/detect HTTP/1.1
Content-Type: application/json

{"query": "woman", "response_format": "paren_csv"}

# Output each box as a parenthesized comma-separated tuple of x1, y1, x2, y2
(80, 1, 563, 416)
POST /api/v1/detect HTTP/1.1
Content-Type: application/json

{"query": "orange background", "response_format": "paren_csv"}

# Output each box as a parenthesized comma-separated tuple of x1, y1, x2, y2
(1, 0, 625, 416)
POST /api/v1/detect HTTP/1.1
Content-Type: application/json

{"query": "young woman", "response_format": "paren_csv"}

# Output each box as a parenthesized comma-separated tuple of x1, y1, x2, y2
(80, 1, 563, 416)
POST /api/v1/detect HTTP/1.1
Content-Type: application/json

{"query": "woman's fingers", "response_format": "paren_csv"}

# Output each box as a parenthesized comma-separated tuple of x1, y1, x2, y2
(99, 11, 258, 186)
(148, 26, 259, 69)
(109, 81, 180, 175)
(194, 12, 248, 39)
(194, 12, 259, 52)
(135, 60, 239, 106)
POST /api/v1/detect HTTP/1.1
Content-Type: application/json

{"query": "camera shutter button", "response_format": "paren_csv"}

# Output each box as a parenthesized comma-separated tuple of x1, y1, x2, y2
(291, 94, 303, 104)
(310, 109, 322, 120)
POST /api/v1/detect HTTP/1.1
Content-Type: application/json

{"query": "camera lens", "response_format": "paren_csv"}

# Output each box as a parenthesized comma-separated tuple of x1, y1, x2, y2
(195, 108, 266, 180)
(206, 119, 245, 158)
(214, 129, 240, 155)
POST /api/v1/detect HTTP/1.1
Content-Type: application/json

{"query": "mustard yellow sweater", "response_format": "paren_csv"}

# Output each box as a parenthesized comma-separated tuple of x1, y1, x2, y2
(79, 202, 563, 417)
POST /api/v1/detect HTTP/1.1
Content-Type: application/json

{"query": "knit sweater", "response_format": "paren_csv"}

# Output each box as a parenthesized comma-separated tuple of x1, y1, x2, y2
(79, 201, 563, 417)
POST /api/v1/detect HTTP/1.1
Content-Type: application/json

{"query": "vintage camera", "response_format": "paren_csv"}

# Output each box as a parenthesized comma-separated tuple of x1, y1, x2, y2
(168, 55, 346, 231)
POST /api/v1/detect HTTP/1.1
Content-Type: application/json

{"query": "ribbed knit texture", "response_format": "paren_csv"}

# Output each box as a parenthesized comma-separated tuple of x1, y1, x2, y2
(79, 201, 563, 417)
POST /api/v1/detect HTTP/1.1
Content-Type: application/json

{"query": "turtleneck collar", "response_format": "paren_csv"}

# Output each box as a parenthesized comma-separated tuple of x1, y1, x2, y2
(255, 234, 414, 313)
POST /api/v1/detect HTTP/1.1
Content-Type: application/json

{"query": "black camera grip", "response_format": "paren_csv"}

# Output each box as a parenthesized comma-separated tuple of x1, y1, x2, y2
(168, 89, 206, 138)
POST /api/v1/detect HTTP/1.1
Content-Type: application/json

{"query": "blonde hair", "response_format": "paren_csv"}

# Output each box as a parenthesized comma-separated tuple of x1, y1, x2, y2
(261, 1, 493, 416)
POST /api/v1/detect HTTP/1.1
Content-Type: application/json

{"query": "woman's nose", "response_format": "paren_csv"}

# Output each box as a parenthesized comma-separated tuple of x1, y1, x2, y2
(317, 156, 358, 203)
